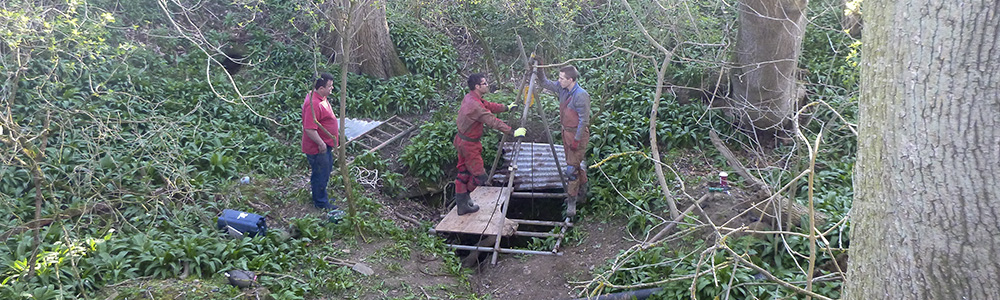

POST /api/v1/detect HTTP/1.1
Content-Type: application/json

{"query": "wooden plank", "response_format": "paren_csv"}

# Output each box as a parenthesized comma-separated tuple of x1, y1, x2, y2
(347, 138, 371, 149)
(365, 122, 418, 154)
(374, 127, 395, 136)
(382, 120, 405, 132)
(389, 115, 414, 127)
(434, 187, 517, 236)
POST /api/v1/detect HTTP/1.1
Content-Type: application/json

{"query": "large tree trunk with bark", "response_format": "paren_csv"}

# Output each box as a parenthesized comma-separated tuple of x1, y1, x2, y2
(323, 0, 408, 79)
(847, 1, 1000, 299)
(729, 0, 808, 139)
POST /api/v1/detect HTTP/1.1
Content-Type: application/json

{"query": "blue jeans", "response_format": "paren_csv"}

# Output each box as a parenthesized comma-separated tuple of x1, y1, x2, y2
(306, 148, 336, 209)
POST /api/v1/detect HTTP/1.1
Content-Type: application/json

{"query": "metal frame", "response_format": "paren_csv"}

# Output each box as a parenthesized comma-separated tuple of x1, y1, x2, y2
(432, 215, 573, 258)
(433, 48, 577, 264)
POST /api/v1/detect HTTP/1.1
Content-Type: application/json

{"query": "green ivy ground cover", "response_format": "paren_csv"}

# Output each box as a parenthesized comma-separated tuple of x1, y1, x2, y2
(1, 0, 858, 299)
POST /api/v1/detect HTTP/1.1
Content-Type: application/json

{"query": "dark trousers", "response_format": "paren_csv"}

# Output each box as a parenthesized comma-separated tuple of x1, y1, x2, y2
(306, 148, 335, 209)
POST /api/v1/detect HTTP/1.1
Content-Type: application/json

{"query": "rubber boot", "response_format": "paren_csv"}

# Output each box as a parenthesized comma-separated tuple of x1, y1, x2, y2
(456, 192, 479, 215)
(565, 196, 577, 217)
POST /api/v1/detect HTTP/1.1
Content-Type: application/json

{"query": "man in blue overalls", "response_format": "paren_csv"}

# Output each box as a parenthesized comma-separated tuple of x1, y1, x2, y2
(538, 65, 590, 217)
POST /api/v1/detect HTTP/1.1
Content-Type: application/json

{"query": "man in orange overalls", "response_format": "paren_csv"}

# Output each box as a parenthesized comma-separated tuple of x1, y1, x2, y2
(454, 73, 526, 215)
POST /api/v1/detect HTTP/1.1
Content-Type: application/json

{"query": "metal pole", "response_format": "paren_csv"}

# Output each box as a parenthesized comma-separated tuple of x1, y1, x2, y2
(563, 288, 663, 300)
(490, 188, 508, 264)
(511, 192, 569, 199)
(532, 68, 572, 212)
(493, 62, 540, 265)
(446, 244, 562, 256)
(552, 217, 570, 253)
(485, 35, 532, 184)
(514, 231, 564, 238)
(509, 218, 574, 227)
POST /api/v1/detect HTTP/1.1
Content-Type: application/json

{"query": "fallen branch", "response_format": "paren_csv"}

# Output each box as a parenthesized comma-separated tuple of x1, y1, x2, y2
(709, 130, 765, 188)
(418, 268, 452, 277)
(323, 256, 375, 275)
(720, 244, 833, 300)
(708, 131, 827, 227)
(257, 271, 307, 284)
(394, 211, 423, 226)
(1, 202, 114, 239)
(643, 192, 715, 248)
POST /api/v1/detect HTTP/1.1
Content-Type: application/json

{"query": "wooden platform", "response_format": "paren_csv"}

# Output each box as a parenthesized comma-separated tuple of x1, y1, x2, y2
(434, 187, 517, 236)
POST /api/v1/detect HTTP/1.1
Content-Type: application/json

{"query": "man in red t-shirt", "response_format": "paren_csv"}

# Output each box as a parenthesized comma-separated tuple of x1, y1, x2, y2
(302, 73, 340, 210)
(454, 73, 526, 215)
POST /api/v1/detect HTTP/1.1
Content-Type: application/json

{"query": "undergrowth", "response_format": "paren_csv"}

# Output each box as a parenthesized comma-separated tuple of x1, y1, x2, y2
(2, 0, 857, 299)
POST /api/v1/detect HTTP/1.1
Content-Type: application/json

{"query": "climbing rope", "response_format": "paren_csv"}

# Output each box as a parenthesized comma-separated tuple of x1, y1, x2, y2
(352, 166, 380, 189)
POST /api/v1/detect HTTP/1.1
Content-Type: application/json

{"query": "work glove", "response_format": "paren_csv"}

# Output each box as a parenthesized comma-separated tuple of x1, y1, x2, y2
(507, 102, 519, 112)
(563, 165, 578, 181)
(513, 127, 527, 137)
(569, 139, 580, 150)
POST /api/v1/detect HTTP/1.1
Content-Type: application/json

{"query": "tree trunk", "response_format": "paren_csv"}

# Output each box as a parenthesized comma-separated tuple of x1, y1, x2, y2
(847, 1, 1000, 299)
(325, 0, 408, 79)
(729, 0, 808, 138)
(333, 0, 358, 221)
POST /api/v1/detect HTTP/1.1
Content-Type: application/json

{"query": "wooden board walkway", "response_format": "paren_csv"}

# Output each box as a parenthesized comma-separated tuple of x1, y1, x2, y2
(434, 187, 517, 236)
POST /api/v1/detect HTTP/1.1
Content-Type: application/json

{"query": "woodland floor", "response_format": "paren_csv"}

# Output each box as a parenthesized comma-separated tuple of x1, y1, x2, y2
(258, 167, 642, 300)
(269, 137, 749, 300)
(99, 121, 752, 300)
(105, 28, 758, 299)
(270, 173, 643, 300)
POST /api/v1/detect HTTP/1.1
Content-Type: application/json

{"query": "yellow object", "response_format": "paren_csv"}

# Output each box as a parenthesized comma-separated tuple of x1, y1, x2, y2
(522, 87, 535, 107)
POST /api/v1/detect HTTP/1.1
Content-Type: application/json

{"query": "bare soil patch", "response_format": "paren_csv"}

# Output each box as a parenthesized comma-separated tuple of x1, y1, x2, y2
(468, 217, 633, 300)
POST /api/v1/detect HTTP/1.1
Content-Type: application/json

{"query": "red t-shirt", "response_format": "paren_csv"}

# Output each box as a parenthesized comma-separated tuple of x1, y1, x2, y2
(301, 91, 339, 155)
